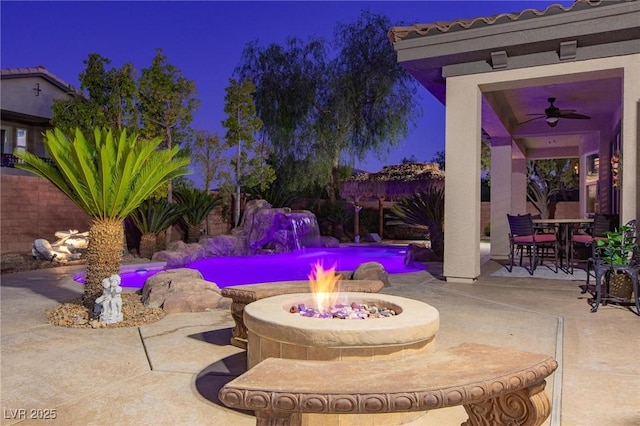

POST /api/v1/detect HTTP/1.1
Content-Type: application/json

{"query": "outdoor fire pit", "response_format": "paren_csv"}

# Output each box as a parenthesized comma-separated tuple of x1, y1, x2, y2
(244, 291, 439, 425)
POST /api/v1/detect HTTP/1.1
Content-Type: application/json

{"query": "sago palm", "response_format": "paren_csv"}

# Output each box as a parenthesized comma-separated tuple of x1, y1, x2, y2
(15, 127, 190, 307)
(387, 187, 445, 260)
(173, 188, 223, 243)
(129, 199, 185, 259)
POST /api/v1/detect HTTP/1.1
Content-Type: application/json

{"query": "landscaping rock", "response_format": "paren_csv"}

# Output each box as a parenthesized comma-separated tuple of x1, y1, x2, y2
(320, 236, 340, 248)
(151, 243, 206, 268)
(353, 261, 390, 287)
(202, 234, 243, 257)
(140, 268, 231, 313)
(404, 242, 440, 266)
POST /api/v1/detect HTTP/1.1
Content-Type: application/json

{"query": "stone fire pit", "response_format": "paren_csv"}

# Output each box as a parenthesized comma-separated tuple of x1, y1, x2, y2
(244, 292, 440, 425)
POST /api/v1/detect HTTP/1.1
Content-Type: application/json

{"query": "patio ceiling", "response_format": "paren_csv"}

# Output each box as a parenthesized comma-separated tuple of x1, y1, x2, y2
(389, 0, 637, 160)
(481, 72, 622, 159)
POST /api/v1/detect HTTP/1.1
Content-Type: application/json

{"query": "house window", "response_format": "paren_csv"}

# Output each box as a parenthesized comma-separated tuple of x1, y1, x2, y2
(16, 128, 27, 154)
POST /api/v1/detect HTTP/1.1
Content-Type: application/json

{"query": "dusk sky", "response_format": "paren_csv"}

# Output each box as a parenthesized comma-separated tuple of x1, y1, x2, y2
(2, 0, 574, 181)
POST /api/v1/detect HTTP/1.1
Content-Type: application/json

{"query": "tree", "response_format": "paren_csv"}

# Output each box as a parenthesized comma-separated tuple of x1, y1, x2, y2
(221, 78, 275, 226)
(430, 151, 445, 170)
(138, 48, 200, 201)
(236, 37, 327, 194)
(527, 159, 579, 218)
(14, 127, 190, 307)
(236, 10, 419, 200)
(51, 53, 139, 135)
(186, 130, 226, 191)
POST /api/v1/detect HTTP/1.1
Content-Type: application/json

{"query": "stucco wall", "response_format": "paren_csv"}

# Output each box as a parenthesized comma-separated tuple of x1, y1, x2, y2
(1, 174, 92, 254)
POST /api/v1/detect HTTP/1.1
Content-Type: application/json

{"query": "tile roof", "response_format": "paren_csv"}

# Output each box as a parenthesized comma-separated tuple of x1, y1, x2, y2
(1, 66, 74, 93)
(388, 0, 619, 43)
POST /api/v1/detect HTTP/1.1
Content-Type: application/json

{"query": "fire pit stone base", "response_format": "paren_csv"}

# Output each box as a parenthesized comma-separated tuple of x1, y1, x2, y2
(244, 292, 440, 425)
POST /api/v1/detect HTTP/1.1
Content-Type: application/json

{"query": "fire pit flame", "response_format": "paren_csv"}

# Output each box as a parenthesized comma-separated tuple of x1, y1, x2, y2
(308, 262, 340, 313)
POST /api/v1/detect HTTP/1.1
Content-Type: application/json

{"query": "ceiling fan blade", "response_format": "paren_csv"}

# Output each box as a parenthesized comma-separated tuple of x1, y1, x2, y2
(560, 112, 591, 119)
(558, 109, 576, 114)
(518, 116, 545, 125)
(525, 113, 546, 116)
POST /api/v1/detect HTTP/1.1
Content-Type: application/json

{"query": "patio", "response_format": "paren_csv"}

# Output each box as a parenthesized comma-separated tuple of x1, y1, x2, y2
(1, 246, 638, 426)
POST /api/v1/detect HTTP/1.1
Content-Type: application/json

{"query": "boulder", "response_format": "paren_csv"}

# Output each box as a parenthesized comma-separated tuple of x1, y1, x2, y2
(202, 234, 242, 257)
(141, 268, 231, 313)
(353, 261, 391, 287)
(320, 236, 340, 248)
(152, 250, 189, 268)
(404, 243, 439, 267)
(151, 243, 206, 268)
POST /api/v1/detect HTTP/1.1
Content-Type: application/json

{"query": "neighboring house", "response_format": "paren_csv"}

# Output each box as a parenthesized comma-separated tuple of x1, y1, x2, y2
(388, 0, 639, 282)
(0, 67, 91, 255)
(1, 66, 74, 167)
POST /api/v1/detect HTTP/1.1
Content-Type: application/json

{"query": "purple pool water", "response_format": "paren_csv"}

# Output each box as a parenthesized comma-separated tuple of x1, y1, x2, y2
(74, 245, 426, 289)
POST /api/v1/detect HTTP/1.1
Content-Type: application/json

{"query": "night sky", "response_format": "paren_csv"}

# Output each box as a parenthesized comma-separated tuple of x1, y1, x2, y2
(1, 0, 574, 182)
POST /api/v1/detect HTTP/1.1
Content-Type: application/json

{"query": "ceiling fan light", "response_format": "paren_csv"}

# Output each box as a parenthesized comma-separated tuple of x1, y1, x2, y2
(545, 117, 559, 127)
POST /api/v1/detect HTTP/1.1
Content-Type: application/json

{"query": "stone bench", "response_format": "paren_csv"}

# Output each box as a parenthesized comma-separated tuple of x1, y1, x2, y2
(219, 342, 558, 426)
(220, 279, 384, 348)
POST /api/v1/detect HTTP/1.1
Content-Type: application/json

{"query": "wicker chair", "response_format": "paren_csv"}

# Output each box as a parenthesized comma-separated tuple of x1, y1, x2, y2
(507, 214, 559, 275)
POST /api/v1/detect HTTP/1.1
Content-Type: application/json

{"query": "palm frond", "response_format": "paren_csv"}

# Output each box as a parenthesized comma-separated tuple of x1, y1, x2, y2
(174, 188, 223, 226)
(15, 127, 191, 221)
(129, 199, 185, 234)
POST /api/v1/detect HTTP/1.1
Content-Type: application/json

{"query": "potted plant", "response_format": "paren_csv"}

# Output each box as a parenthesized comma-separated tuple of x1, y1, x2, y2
(596, 223, 637, 299)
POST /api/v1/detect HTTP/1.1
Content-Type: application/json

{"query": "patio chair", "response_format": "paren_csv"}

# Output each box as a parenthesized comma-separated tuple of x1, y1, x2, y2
(507, 213, 559, 275)
(571, 213, 611, 275)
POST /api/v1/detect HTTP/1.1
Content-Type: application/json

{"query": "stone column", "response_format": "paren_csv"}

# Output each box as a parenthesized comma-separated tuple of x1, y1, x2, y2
(443, 75, 481, 283)
(490, 138, 513, 259)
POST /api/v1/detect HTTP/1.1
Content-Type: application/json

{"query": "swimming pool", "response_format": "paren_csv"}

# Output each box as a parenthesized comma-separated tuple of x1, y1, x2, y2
(74, 245, 426, 289)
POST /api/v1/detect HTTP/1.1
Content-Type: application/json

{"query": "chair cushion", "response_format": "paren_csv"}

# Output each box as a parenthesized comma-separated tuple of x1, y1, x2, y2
(572, 234, 594, 244)
(513, 234, 556, 243)
(534, 234, 556, 243)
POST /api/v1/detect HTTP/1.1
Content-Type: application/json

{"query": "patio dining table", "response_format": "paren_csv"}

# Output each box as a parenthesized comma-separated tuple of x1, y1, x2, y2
(532, 218, 594, 271)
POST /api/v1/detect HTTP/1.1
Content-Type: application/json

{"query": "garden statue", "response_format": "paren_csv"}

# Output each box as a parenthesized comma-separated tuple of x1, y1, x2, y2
(32, 229, 89, 262)
(94, 274, 123, 324)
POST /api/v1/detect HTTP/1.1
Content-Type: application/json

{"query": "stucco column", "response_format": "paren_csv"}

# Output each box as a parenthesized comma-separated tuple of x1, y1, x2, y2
(512, 158, 527, 214)
(621, 59, 639, 224)
(490, 138, 513, 259)
(443, 76, 481, 283)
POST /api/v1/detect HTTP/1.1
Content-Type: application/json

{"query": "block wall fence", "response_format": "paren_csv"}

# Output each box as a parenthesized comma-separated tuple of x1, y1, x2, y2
(1, 174, 93, 254)
(1, 174, 578, 255)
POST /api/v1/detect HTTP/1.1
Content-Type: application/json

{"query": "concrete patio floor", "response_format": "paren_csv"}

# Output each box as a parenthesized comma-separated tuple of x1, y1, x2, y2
(1, 249, 639, 425)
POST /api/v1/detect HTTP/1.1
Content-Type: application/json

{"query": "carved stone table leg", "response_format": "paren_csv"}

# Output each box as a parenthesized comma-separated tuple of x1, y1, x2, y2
(462, 381, 551, 426)
(255, 411, 300, 426)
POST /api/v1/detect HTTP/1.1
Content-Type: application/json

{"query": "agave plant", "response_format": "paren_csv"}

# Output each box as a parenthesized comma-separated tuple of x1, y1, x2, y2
(387, 187, 445, 260)
(15, 127, 190, 307)
(129, 199, 185, 259)
(174, 188, 223, 243)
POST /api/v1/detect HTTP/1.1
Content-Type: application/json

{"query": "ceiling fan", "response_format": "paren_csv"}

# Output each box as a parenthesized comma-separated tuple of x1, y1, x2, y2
(520, 97, 591, 127)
